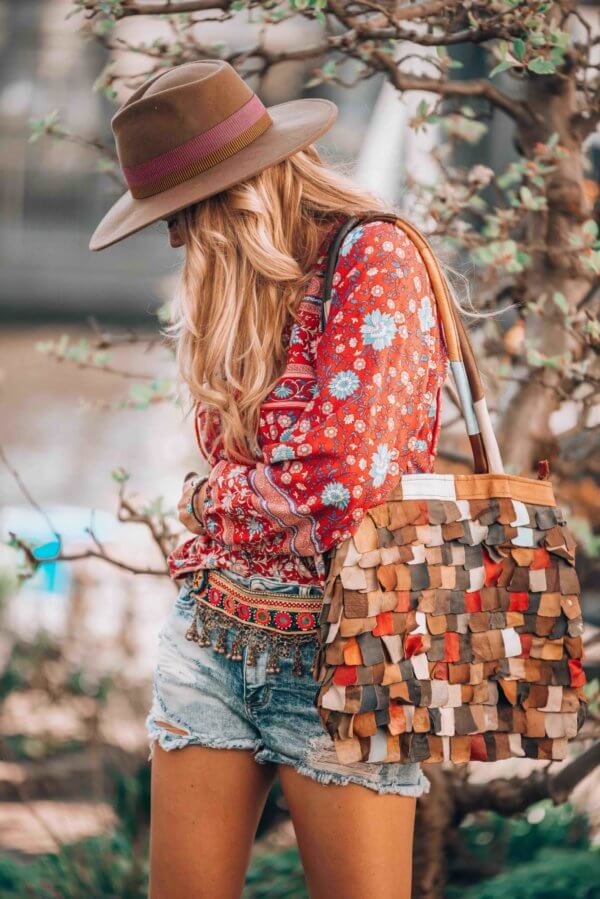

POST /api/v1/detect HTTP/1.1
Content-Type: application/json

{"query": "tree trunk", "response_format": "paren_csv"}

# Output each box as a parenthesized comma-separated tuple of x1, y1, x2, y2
(500, 56, 591, 473)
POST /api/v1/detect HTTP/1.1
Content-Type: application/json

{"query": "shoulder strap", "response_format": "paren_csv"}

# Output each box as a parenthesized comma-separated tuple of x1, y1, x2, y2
(320, 212, 504, 476)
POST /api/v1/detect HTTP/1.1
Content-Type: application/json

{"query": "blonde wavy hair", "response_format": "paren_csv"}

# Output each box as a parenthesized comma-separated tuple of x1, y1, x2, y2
(168, 145, 389, 465)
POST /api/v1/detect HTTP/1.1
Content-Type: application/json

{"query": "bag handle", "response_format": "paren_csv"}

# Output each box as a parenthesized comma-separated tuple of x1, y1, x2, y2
(321, 213, 504, 475)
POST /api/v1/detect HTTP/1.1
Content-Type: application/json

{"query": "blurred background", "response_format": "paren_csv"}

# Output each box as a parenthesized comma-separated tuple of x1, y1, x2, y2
(1, 1, 599, 897)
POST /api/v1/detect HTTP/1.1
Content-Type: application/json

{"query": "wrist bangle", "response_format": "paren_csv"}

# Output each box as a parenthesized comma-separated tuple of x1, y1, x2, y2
(190, 475, 209, 526)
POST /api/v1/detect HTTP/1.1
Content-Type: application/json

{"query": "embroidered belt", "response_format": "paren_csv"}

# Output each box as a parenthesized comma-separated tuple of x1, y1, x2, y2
(185, 568, 323, 676)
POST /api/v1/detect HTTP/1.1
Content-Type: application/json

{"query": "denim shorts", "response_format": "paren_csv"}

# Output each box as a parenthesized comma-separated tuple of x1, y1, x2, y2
(145, 581, 430, 797)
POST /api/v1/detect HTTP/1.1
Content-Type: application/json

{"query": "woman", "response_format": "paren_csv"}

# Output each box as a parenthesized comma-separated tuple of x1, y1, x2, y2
(91, 60, 448, 899)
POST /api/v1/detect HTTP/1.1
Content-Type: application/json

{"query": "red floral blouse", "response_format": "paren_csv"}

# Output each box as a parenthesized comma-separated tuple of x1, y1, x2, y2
(168, 218, 449, 590)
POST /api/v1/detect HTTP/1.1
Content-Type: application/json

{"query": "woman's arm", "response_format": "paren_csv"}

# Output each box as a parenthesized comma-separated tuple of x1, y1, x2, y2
(197, 220, 447, 557)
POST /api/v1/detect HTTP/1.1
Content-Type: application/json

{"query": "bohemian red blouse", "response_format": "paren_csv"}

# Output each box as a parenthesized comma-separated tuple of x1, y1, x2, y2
(168, 218, 449, 591)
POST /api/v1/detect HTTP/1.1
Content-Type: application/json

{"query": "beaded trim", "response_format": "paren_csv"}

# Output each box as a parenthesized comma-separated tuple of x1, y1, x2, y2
(185, 569, 321, 676)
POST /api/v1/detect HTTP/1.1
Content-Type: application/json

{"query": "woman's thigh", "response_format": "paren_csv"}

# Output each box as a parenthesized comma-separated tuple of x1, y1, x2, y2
(149, 743, 276, 899)
(279, 764, 416, 899)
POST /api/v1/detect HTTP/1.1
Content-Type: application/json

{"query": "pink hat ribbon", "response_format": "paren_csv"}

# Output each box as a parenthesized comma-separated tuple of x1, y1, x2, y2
(122, 94, 272, 200)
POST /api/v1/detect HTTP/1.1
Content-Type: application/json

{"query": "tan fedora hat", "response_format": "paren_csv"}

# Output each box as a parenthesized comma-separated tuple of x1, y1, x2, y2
(89, 60, 338, 251)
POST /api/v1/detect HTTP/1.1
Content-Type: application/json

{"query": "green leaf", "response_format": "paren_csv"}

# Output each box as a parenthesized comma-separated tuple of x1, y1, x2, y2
(489, 59, 517, 78)
(515, 250, 531, 270)
(94, 18, 114, 35)
(467, 196, 487, 212)
(583, 249, 600, 274)
(28, 109, 63, 143)
(527, 348, 545, 367)
(527, 57, 556, 75)
(128, 382, 153, 406)
(512, 38, 526, 61)
(544, 352, 571, 370)
(520, 186, 534, 207)
(473, 246, 495, 264)
(482, 218, 501, 239)
(552, 292, 569, 315)
(552, 29, 570, 50)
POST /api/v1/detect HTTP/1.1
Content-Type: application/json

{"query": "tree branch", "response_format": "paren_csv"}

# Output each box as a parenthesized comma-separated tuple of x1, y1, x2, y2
(10, 532, 169, 578)
(371, 49, 533, 126)
(453, 742, 600, 819)
(88, 0, 229, 14)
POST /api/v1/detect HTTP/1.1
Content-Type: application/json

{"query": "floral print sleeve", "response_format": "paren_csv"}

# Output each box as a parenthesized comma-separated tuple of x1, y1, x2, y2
(200, 220, 447, 558)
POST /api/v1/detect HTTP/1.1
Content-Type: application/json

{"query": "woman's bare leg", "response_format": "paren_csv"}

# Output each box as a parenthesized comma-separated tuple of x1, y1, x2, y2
(279, 765, 417, 899)
(149, 742, 276, 899)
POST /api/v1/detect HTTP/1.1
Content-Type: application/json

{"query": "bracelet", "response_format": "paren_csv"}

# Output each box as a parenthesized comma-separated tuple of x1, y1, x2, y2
(186, 475, 209, 527)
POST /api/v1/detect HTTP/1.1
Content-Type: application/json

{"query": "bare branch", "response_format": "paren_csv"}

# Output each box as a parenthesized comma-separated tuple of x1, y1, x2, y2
(84, 0, 228, 14)
(453, 741, 600, 818)
(371, 49, 533, 125)
(10, 531, 169, 578)
(1, 445, 61, 546)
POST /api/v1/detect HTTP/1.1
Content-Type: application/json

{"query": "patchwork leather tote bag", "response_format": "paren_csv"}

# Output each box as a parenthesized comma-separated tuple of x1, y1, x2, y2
(312, 213, 587, 766)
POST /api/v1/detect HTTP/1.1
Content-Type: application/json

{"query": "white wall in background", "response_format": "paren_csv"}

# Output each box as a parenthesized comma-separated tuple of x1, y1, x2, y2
(353, 64, 440, 206)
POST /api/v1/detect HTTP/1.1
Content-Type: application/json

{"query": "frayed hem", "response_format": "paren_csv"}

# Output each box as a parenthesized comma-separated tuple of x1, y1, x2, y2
(293, 761, 430, 797)
(146, 727, 259, 759)
(255, 751, 431, 797)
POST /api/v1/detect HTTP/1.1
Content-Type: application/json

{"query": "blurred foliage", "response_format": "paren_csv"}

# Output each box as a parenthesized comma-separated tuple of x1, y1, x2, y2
(109, 763, 151, 845)
(0, 832, 147, 899)
(1, 791, 597, 899)
(0, 632, 115, 707)
(448, 799, 590, 878)
(243, 847, 308, 899)
(448, 848, 600, 899)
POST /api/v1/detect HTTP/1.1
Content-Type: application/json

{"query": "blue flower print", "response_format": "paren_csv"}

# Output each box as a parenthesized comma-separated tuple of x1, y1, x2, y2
(247, 517, 264, 537)
(340, 225, 364, 257)
(289, 323, 303, 346)
(418, 295, 436, 332)
(414, 439, 428, 452)
(361, 309, 397, 350)
(271, 445, 296, 462)
(328, 370, 360, 400)
(274, 382, 294, 399)
(370, 443, 394, 487)
(321, 481, 351, 509)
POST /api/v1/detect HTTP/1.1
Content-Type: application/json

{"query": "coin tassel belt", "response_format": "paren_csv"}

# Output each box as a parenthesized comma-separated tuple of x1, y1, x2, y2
(184, 568, 323, 677)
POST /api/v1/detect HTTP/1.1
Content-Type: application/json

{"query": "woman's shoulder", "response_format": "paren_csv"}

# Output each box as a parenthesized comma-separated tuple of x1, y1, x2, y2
(340, 216, 420, 260)
(333, 216, 426, 287)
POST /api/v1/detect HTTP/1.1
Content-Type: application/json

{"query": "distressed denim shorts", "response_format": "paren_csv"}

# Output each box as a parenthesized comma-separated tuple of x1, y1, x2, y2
(145, 581, 430, 797)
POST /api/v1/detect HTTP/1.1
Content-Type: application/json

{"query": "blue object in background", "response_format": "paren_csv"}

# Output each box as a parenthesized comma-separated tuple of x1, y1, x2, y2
(1, 505, 118, 599)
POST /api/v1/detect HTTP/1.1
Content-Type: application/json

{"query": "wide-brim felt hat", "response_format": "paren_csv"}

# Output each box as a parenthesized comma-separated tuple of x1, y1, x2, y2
(89, 60, 338, 251)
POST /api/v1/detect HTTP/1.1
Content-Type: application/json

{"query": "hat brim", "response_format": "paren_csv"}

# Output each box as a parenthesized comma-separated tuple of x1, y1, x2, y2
(89, 97, 337, 251)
